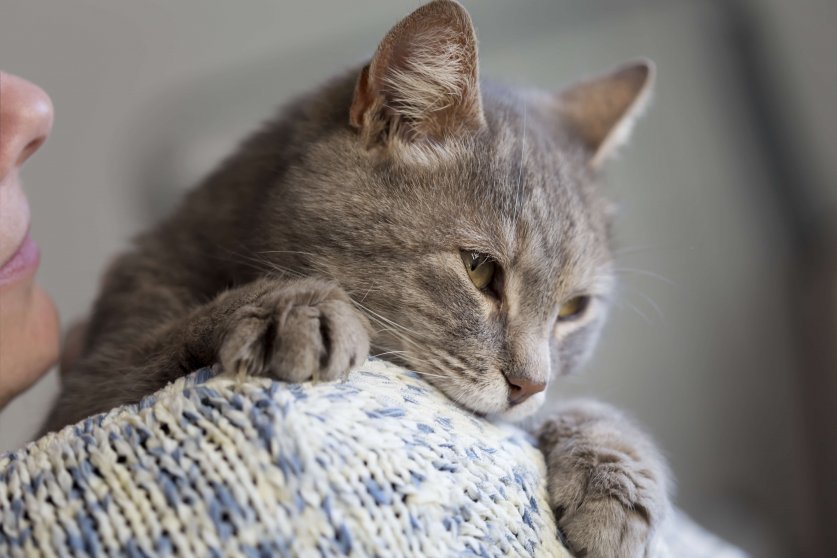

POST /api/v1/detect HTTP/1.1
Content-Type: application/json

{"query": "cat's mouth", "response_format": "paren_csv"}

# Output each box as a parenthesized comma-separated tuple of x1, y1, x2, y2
(495, 391, 547, 422)
(401, 355, 546, 420)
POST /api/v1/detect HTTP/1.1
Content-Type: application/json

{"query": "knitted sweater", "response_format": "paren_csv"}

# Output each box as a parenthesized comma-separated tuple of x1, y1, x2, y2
(1, 359, 746, 557)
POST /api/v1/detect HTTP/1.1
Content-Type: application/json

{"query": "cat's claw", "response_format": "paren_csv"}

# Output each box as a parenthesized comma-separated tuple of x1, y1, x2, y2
(537, 401, 670, 558)
(219, 278, 370, 383)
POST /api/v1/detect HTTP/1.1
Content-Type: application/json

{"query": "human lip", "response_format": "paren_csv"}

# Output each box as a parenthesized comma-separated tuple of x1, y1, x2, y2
(0, 233, 40, 287)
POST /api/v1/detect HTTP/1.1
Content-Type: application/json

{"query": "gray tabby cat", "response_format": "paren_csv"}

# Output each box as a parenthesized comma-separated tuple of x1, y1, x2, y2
(47, 1, 670, 556)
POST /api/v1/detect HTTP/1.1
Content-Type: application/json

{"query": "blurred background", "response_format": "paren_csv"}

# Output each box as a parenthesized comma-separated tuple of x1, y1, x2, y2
(1, 1, 835, 556)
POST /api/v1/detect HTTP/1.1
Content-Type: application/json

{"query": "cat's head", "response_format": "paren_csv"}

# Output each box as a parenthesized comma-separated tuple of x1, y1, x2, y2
(265, 0, 653, 420)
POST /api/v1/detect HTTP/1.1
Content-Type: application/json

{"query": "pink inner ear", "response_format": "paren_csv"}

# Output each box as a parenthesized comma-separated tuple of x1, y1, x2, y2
(349, 65, 373, 131)
(349, 0, 486, 147)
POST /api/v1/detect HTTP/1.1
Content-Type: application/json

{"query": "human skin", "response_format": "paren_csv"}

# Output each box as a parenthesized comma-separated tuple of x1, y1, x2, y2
(0, 71, 59, 409)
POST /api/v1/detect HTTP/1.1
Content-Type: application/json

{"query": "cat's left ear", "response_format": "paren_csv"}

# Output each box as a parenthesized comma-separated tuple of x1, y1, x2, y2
(555, 59, 655, 168)
(349, 0, 486, 152)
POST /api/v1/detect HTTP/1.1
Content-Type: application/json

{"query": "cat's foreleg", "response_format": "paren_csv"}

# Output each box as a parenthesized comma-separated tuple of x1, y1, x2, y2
(44, 276, 370, 432)
(534, 400, 671, 558)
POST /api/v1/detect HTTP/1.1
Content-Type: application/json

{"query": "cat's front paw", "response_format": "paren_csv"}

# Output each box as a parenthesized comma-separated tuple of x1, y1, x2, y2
(538, 401, 670, 558)
(219, 278, 370, 383)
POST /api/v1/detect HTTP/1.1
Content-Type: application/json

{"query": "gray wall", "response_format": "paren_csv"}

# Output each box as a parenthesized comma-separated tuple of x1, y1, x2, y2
(2, 1, 834, 556)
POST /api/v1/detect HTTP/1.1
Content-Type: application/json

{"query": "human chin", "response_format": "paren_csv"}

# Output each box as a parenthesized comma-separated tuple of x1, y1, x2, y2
(0, 280, 59, 406)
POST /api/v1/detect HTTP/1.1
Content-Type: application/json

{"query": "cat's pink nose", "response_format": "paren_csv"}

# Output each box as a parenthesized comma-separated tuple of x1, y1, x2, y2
(506, 376, 546, 405)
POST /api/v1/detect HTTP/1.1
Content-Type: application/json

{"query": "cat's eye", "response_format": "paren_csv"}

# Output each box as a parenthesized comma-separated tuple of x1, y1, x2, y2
(460, 250, 496, 291)
(558, 295, 590, 321)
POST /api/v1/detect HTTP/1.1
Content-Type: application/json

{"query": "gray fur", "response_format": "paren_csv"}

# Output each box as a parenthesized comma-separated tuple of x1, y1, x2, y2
(46, 1, 670, 555)
(537, 400, 672, 557)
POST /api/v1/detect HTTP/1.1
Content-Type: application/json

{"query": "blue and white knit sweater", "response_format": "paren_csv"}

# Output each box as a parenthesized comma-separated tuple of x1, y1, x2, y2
(0, 359, 746, 557)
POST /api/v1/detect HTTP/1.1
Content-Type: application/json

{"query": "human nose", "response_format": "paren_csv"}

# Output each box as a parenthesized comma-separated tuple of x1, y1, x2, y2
(0, 72, 54, 179)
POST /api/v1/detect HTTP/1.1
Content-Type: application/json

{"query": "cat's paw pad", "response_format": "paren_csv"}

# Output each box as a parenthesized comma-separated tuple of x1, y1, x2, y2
(547, 453, 666, 558)
(552, 490, 656, 558)
(540, 415, 669, 558)
(219, 279, 369, 383)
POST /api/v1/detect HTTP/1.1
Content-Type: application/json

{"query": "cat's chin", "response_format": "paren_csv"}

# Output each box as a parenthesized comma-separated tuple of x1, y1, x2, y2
(492, 391, 547, 423)
(424, 376, 546, 419)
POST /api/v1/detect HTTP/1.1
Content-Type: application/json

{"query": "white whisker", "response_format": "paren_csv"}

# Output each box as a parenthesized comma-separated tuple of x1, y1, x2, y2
(635, 290, 665, 323)
(612, 266, 676, 287)
(615, 298, 653, 325)
(257, 249, 317, 257)
(515, 98, 528, 219)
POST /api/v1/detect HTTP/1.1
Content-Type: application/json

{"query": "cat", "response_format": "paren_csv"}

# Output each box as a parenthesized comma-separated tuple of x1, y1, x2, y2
(46, 1, 670, 556)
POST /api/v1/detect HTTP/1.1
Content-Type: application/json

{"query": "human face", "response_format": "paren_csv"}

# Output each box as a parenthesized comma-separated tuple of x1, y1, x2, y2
(0, 71, 59, 408)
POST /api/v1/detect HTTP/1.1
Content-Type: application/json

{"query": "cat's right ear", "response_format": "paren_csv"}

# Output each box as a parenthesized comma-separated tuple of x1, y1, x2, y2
(349, 0, 486, 156)
(555, 59, 655, 168)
